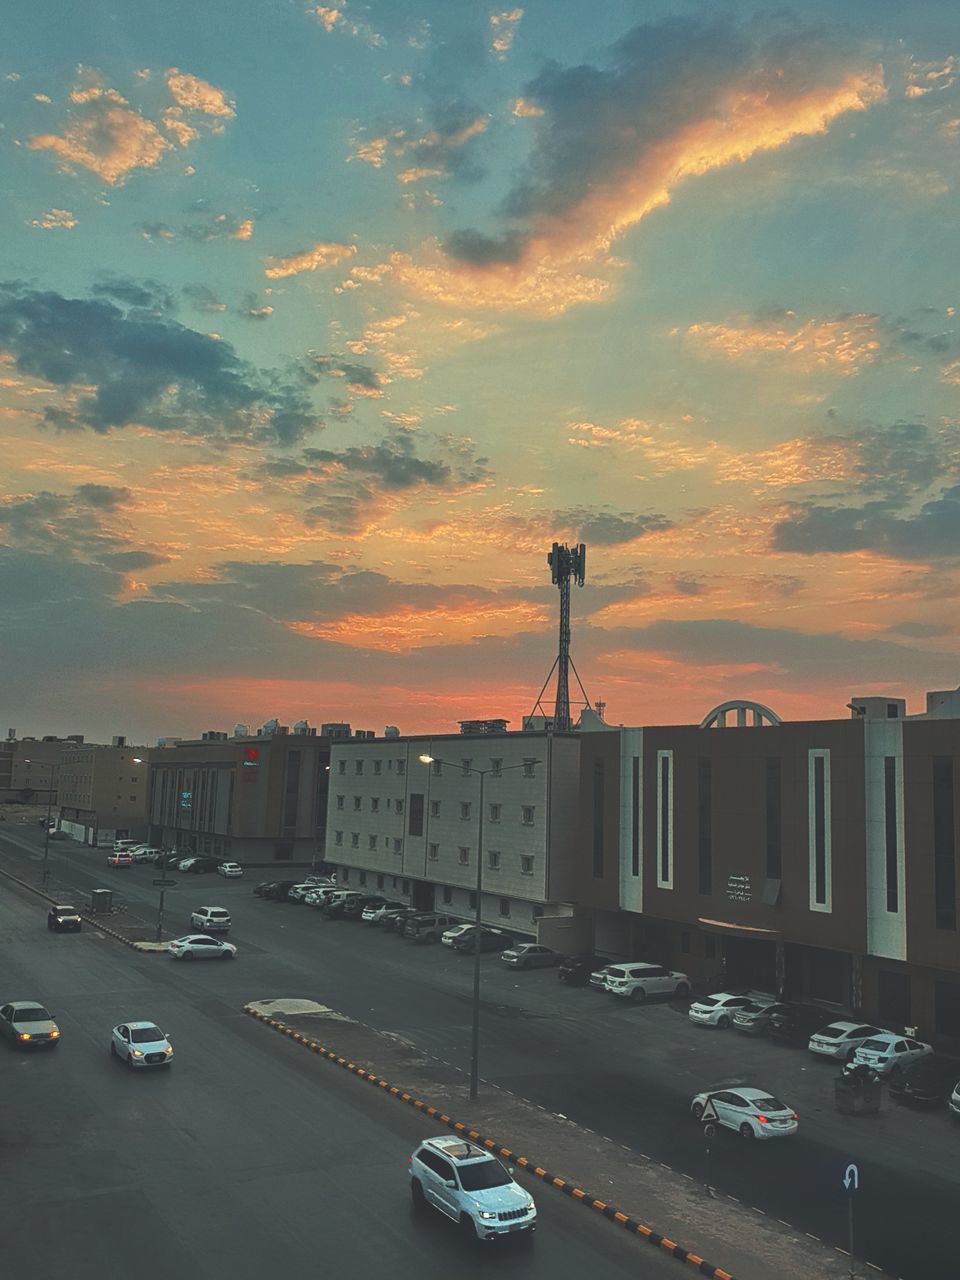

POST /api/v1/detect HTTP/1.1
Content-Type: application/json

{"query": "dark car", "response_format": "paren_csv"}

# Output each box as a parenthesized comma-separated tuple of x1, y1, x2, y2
(185, 856, 220, 874)
(342, 894, 386, 920)
(767, 1004, 831, 1046)
(253, 881, 276, 897)
(558, 953, 610, 985)
(402, 913, 460, 943)
(47, 904, 82, 933)
(382, 907, 421, 931)
(451, 927, 510, 954)
(732, 1000, 793, 1035)
(322, 891, 365, 918)
(889, 1056, 960, 1108)
(265, 880, 298, 901)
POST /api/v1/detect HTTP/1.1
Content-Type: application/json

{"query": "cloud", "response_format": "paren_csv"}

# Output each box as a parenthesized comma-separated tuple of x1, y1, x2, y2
(30, 208, 77, 230)
(0, 281, 323, 444)
(313, 7, 342, 34)
(684, 310, 884, 375)
(164, 69, 235, 118)
(772, 486, 960, 561)
(0, 483, 149, 568)
(553, 507, 673, 546)
(489, 9, 523, 60)
(512, 98, 543, 117)
(264, 242, 357, 279)
(237, 295, 274, 320)
(300, 353, 387, 397)
(183, 284, 227, 314)
(393, 16, 884, 312)
(181, 212, 254, 242)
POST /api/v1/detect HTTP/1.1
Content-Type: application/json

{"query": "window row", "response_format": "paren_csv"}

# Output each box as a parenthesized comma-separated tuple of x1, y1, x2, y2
(335, 795, 405, 815)
(333, 832, 403, 853)
(426, 844, 535, 875)
(336, 758, 407, 776)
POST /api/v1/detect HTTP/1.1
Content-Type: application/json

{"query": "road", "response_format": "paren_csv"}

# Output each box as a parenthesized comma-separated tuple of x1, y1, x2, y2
(6, 828, 957, 1279)
(0, 863, 686, 1280)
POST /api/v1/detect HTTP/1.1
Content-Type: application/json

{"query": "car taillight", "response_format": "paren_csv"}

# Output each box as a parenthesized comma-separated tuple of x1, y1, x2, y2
(792, 1112, 798, 1120)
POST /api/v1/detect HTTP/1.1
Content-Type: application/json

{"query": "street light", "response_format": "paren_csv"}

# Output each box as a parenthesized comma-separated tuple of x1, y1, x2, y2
(24, 758, 58, 893)
(419, 752, 541, 1101)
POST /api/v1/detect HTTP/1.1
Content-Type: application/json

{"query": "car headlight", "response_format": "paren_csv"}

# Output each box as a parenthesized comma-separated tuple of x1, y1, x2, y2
(164, 1046, 173, 1054)
(478, 1211, 497, 1220)
(132, 1049, 143, 1057)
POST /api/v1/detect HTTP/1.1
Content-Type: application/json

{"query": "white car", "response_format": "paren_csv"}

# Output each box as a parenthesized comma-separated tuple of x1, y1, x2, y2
(130, 846, 161, 862)
(110, 1021, 173, 1068)
(306, 886, 338, 907)
(808, 1021, 883, 1062)
(217, 862, 243, 878)
(409, 1136, 536, 1240)
(852, 1033, 934, 1077)
(691, 1087, 798, 1140)
(604, 962, 690, 1002)
(167, 934, 237, 961)
(950, 1080, 960, 1121)
(190, 906, 231, 932)
(688, 993, 756, 1028)
(362, 899, 404, 922)
(442, 923, 477, 948)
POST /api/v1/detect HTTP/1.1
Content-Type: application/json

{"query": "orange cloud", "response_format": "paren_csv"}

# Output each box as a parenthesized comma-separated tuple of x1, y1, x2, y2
(165, 69, 235, 118)
(29, 106, 171, 184)
(264, 241, 357, 278)
(489, 9, 523, 60)
(684, 312, 883, 374)
(30, 208, 77, 230)
(291, 599, 546, 651)
(512, 97, 543, 117)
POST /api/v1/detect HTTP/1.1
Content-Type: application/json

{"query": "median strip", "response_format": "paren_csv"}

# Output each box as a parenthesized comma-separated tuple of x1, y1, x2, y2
(243, 1002, 737, 1280)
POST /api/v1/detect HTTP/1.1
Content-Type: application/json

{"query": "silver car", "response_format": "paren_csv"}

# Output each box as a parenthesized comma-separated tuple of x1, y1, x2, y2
(500, 943, 560, 969)
(0, 1000, 61, 1048)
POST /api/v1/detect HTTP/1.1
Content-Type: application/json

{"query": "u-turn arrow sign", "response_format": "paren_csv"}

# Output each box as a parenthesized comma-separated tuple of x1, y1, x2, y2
(843, 1162, 860, 1192)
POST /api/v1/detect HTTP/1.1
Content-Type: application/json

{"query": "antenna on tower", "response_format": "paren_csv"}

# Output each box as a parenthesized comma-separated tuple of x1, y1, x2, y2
(529, 542, 591, 732)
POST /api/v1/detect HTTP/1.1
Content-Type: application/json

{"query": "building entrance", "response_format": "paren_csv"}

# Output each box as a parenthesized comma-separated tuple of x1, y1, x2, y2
(721, 937, 777, 995)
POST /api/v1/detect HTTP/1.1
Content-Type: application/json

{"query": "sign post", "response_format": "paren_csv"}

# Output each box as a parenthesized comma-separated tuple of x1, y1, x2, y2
(152, 877, 177, 942)
(842, 1162, 859, 1278)
(700, 1097, 719, 1198)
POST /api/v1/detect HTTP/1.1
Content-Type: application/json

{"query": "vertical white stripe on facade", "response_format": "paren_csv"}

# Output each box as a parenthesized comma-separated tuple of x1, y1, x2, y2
(864, 718, 907, 960)
(619, 728, 643, 913)
(656, 749, 674, 890)
(807, 749, 832, 913)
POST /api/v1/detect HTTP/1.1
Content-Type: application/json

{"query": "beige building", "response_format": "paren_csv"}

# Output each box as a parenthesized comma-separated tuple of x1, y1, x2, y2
(7, 736, 80, 804)
(58, 738, 151, 845)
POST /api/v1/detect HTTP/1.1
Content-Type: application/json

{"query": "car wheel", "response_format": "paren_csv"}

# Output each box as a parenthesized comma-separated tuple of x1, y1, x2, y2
(739, 1123, 755, 1139)
(410, 1179, 426, 1211)
(221, 950, 233, 959)
(182, 950, 194, 961)
(675, 982, 690, 998)
(460, 1214, 480, 1243)
(631, 987, 646, 1003)
(889, 1065, 904, 1084)
(126, 1053, 134, 1069)
(692, 1102, 704, 1121)
(845, 1048, 857, 1063)
(717, 1015, 731, 1030)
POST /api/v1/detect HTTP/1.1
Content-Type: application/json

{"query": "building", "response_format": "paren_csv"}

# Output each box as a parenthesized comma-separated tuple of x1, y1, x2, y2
(577, 691, 960, 1048)
(325, 729, 588, 943)
(148, 724, 333, 864)
(5, 735, 83, 804)
(58, 737, 151, 845)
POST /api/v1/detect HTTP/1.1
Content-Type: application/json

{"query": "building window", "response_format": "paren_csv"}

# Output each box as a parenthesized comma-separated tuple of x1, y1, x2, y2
(489, 803, 501, 823)
(935, 980, 960, 1036)
(336, 795, 344, 810)
(884, 756, 900, 914)
(491, 758, 502, 777)
(337, 760, 346, 775)
(374, 760, 382, 775)
(460, 802, 471, 820)
(877, 970, 911, 1029)
(887, 703, 900, 719)
(371, 797, 380, 813)
(461, 759, 472, 776)
(631, 756, 640, 878)
(498, 898, 510, 917)
(402, 879, 410, 894)
(351, 833, 359, 848)
(283, 750, 301, 830)
(408, 793, 424, 838)
(808, 749, 832, 912)
(432, 759, 442, 776)
(395, 799, 404, 816)
(591, 756, 604, 879)
(488, 850, 501, 870)
(442, 885, 452, 904)
(341, 868, 349, 882)
(765, 757, 782, 879)
(458, 846, 470, 865)
(697, 757, 712, 896)
(384, 798, 391, 811)
(430, 799, 441, 818)
(355, 760, 363, 775)
(368, 835, 377, 850)
(377, 874, 384, 890)
(393, 838, 402, 854)
(656, 750, 673, 889)
(397, 759, 405, 775)
(359, 870, 367, 886)
(522, 758, 536, 778)
(520, 855, 534, 876)
(933, 756, 957, 931)
(428, 843, 439, 861)
(353, 796, 362, 811)
(521, 805, 535, 825)
(334, 831, 343, 846)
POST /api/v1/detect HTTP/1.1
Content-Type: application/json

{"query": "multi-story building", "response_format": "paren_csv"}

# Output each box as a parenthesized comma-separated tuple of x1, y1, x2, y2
(6, 735, 83, 804)
(325, 729, 589, 941)
(58, 737, 151, 845)
(577, 690, 960, 1047)
(148, 724, 333, 864)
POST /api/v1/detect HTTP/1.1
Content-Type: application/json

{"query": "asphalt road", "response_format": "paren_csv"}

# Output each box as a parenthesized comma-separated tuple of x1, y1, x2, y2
(0, 875, 683, 1280)
(6, 829, 957, 1279)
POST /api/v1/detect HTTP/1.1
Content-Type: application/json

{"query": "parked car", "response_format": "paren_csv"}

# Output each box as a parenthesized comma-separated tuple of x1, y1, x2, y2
(322, 890, 365, 918)
(217, 862, 243, 878)
(167, 934, 237, 960)
(688, 993, 758, 1029)
(442, 923, 476, 948)
(362, 899, 405, 922)
(343, 894, 386, 920)
(172, 856, 198, 872)
(766, 1004, 833, 1047)
(47, 904, 82, 933)
(950, 1079, 960, 1121)
(107, 852, 134, 867)
(451, 928, 510, 954)
(808, 1022, 883, 1063)
(110, 1021, 173, 1068)
(409, 1136, 536, 1240)
(0, 1001, 61, 1047)
(691, 1087, 798, 1140)
(264, 880, 298, 901)
(306, 886, 339, 907)
(189, 906, 231, 933)
(381, 906, 420, 931)
(253, 881, 276, 896)
(500, 943, 561, 970)
(112, 839, 140, 852)
(603, 962, 690, 1001)
(889, 1056, 960, 1107)
(732, 1000, 792, 1036)
(852, 1032, 934, 1078)
(402, 913, 461, 943)
(588, 965, 615, 991)
(558, 954, 610, 985)
(287, 883, 319, 903)
(129, 846, 161, 863)
(184, 856, 220, 874)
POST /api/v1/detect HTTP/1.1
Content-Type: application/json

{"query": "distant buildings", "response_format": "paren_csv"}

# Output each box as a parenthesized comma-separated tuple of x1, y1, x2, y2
(58, 737, 151, 846)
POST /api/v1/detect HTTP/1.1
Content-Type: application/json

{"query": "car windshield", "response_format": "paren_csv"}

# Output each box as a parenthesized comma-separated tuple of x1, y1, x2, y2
(17, 1007, 51, 1021)
(817, 1026, 844, 1038)
(55, 906, 76, 914)
(860, 1039, 889, 1052)
(457, 1160, 512, 1191)
(739, 1001, 767, 1014)
(698, 997, 719, 1007)
(753, 1096, 788, 1112)
(130, 1026, 163, 1043)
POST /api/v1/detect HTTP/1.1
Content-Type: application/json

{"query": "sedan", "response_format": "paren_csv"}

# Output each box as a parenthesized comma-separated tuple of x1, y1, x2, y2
(47, 904, 82, 932)
(217, 862, 243, 878)
(889, 1056, 960, 1107)
(107, 852, 133, 868)
(852, 1032, 934, 1078)
(558, 954, 611, 985)
(808, 1021, 883, 1063)
(500, 943, 560, 970)
(253, 881, 276, 897)
(589, 965, 615, 990)
(167, 934, 237, 961)
(362, 899, 404, 922)
(732, 1000, 792, 1036)
(451, 928, 510, 954)
(0, 1001, 61, 1048)
(287, 883, 318, 902)
(691, 1087, 798, 1140)
(441, 923, 476, 948)
(688, 993, 755, 1029)
(110, 1021, 173, 1068)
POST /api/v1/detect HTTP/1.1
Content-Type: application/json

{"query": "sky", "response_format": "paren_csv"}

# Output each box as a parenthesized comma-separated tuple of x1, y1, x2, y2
(1, 0, 959, 744)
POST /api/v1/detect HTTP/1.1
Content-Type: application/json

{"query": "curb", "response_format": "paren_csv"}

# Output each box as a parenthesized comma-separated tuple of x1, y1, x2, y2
(0, 862, 152, 950)
(243, 1004, 735, 1280)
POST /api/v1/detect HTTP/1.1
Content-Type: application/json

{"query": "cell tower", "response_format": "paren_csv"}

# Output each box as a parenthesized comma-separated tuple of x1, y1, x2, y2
(529, 542, 590, 732)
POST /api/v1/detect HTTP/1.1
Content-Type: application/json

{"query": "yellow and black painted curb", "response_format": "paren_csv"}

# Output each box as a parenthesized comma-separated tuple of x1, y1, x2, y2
(243, 1004, 736, 1280)
(0, 862, 153, 950)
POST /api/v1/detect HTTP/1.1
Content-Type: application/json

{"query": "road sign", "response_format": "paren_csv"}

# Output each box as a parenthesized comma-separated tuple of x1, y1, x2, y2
(842, 1162, 860, 1193)
(699, 1097, 719, 1124)
(152, 878, 177, 887)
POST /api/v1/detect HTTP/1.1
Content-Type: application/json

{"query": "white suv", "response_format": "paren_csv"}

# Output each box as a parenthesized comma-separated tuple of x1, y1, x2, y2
(604, 962, 690, 1002)
(189, 906, 231, 932)
(409, 1136, 536, 1241)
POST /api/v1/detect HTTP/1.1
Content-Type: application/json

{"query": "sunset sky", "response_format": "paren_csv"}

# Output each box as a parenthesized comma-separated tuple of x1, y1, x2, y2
(2, 0, 958, 744)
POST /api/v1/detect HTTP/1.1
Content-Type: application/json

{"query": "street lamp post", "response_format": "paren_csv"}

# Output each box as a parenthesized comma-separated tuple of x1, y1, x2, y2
(24, 759, 57, 893)
(419, 753, 540, 1102)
